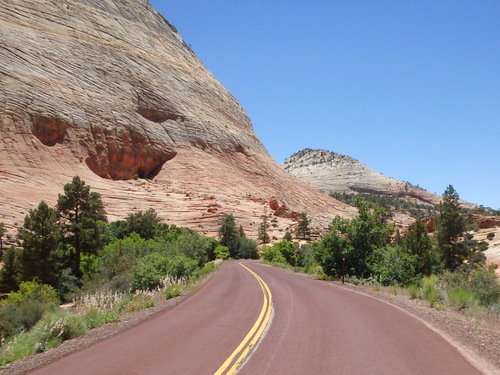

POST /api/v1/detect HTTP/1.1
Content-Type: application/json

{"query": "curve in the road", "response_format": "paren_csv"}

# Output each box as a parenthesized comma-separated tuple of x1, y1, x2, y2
(214, 262, 273, 375)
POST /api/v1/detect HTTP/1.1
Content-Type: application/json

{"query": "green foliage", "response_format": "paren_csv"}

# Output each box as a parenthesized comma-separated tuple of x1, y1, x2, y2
(468, 268, 500, 307)
(315, 198, 393, 278)
(130, 253, 197, 290)
(217, 214, 258, 259)
(30, 311, 86, 351)
(172, 231, 210, 267)
(435, 185, 466, 270)
(283, 231, 293, 241)
(369, 245, 418, 286)
(404, 219, 438, 276)
(214, 245, 230, 260)
(125, 208, 167, 240)
(296, 212, 311, 240)
(0, 300, 56, 341)
(261, 246, 287, 264)
(447, 289, 479, 310)
(17, 201, 61, 287)
(273, 240, 297, 266)
(57, 176, 108, 278)
(0, 222, 6, 256)
(407, 284, 420, 299)
(165, 284, 182, 299)
(258, 214, 270, 244)
(234, 237, 259, 259)
(6, 281, 59, 305)
(331, 192, 437, 220)
(218, 214, 239, 257)
(422, 276, 443, 308)
(0, 331, 37, 365)
(0, 246, 21, 293)
(83, 310, 120, 329)
(296, 244, 318, 272)
(487, 232, 495, 241)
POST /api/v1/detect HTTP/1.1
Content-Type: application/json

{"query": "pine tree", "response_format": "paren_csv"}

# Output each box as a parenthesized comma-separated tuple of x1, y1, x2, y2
(296, 212, 311, 240)
(17, 201, 61, 286)
(57, 176, 107, 278)
(0, 246, 20, 292)
(0, 222, 6, 259)
(258, 214, 270, 244)
(218, 214, 239, 258)
(436, 185, 466, 270)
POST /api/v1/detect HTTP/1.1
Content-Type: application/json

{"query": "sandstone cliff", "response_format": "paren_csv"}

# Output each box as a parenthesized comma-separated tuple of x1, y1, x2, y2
(283, 149, 442, 204)
(0, 0, 355, 238)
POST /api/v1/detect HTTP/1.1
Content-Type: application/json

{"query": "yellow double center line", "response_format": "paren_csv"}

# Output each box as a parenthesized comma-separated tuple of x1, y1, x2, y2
(213, 262, 273, 375)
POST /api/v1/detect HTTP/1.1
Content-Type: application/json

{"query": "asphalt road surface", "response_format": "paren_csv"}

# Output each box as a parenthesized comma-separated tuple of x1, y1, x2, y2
(28, 261, 484, 375)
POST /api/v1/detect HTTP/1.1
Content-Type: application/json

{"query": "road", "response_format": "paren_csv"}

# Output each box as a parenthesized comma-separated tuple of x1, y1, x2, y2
(28, 261, 484, 375)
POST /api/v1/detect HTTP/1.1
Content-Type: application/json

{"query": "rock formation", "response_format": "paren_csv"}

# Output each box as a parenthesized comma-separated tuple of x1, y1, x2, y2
(0, 0, 355, 239)
(282, 149, 477, 227)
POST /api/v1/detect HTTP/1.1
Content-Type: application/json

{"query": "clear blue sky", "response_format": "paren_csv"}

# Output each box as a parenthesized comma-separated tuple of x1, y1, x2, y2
(150, 1, 500, 210)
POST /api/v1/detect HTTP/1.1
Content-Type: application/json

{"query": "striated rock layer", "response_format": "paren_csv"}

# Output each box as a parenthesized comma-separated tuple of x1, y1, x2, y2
(283, 149, 474, 227)
(0, 0, 355, 238)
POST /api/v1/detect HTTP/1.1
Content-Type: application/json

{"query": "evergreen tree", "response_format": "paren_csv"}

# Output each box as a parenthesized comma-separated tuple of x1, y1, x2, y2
(17, 201, 61, 286)
(0, 246, 20, 292)
(57, 176, 107, 278)
(218, 214, 239, 258)
(0, 222, 6, 259)
(404, 219, 436, 275)
(435, 185, 466, 270)
(126, 208, 165, 239)
(296, 212, 311, 240)
(258, 214, 270, 244)
(283, 231, 293, 242)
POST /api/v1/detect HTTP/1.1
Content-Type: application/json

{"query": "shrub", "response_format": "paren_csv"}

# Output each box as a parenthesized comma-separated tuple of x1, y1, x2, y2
(0, 332, 37, 365)
(235, 237, 259, 259)
(165, 285, 182, 299)
(31, 312, 86, 352)
(487, 232, 495, 241)
(6, 281, 59, 305)
(447, 289, 479, 310)
(0, 301, 56, 341)
(131, 253, 197, 290)
(261, 246, 286, 264)
(467, 269, 500, 307)
(83, 310, 120, 329)
(214, 245, 229, 260)
(407, 284, 420, 299)
(422, 276, 443, 308)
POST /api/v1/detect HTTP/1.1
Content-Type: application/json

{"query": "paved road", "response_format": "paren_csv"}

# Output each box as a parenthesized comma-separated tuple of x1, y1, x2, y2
(29, 261, 483, 375)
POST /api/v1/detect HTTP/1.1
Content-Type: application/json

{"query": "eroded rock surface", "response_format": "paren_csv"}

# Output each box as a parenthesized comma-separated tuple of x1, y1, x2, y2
(0, 0, 355, 238)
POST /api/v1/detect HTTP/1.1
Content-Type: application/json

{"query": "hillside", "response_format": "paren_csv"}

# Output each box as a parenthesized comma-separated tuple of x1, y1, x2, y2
(282, 149, 480, 225)
(0, 0, 355, 239)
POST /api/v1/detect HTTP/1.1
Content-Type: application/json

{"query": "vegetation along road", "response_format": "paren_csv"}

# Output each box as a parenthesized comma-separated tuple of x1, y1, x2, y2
(28, 261, 483, 375)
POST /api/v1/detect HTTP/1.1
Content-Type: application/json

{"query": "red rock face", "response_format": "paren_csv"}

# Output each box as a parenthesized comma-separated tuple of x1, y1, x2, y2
(0, 0, 356, 238)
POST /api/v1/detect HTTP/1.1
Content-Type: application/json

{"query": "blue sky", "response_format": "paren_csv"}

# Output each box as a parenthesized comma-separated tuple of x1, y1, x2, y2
(150, 1, 500, 210)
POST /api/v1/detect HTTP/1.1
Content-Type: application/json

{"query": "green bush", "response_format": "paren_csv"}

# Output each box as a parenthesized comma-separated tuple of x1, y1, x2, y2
(407, 284, 420, 299)
(467, 269, 500, 307)
(422, 276, 442, 308)
(165, 285, 182, 299)
(261, 246, 286, 264)
(487, 232, 495, 241)
(0, 300, 56, 341)
(131, 253, 197, 290)
(31, 311, 86, 352)
(447, 289, 479, 310)
(0, 332, 37, 365)
(6, 281, 59, 305)
(214, 245, 229, 260)
(83, 310, 120, 329)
